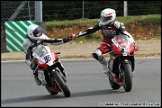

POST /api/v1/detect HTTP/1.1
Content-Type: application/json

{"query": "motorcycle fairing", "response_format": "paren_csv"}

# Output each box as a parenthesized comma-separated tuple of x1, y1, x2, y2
(32, 44, 57, 67)
(112, 34, 134, 56)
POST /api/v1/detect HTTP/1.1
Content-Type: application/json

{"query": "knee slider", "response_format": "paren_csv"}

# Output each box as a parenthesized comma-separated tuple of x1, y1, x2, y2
(92, 53, 98, 60)
(92, 49, 102, 60)
(30, 59, 37, 70)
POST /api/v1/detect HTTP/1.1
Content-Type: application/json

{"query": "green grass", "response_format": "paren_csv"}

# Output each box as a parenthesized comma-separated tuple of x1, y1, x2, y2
(46, 14, 160, 27)
(46, 14, 161, 43)
(46, 18, 98, 30)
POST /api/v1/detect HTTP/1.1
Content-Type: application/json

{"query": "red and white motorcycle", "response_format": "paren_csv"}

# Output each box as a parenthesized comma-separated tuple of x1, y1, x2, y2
(106, 34, 135, 92)
(31, 41, 71, 97)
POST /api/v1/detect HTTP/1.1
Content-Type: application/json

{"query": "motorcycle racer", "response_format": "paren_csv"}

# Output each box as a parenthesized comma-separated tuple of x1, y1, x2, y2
(23, 24, 74, 85)
(69, 8, 139, 81)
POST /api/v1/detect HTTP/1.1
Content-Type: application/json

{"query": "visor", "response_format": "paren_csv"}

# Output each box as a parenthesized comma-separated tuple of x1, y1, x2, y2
(33, 27, 43, 37)
(101, 16, 112, 22)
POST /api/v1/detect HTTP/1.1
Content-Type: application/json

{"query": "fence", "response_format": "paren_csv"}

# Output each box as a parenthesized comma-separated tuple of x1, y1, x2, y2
(1, 1, 161, 22)
(1, 1, 35, 22)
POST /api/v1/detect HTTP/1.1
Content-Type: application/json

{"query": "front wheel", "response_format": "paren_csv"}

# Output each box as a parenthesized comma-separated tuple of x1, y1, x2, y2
(122, 63, 132, 92)
(53, 71, 71, 97)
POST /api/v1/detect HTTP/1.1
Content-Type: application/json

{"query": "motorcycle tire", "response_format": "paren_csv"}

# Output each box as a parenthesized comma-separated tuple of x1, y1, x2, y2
(122, 63, 132, 92)
(108, 75, 121, 90)
(45, 85, 59, 95)
(52, 71, 71, 97)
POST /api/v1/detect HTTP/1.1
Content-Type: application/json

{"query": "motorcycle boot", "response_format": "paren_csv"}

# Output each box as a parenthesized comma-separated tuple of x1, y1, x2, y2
(98, 56, 109, 74)
(34, 75, 42, 85)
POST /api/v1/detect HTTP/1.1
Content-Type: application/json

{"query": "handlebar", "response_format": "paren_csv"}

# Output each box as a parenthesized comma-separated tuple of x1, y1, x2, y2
(36, 40, 44, 46)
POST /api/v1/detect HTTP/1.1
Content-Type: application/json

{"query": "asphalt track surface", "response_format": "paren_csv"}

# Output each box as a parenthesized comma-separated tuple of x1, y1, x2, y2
(1, 58, 161, 107)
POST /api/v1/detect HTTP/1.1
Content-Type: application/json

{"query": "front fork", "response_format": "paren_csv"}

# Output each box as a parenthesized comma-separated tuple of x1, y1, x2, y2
(53, 59, 66, 78)
(107, 57, 132, 85)
(118, 59, 133, 84)
(48, 61, 67, 83)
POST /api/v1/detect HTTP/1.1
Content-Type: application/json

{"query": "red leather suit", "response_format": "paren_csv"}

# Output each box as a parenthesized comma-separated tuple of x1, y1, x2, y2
(76, 20, 131, 54)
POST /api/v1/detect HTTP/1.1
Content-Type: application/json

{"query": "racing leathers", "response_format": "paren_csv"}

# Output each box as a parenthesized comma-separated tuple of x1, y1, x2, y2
(23, 34, 70, 65)
(23, 34, 70, 85)
(75, 20, 136, 73)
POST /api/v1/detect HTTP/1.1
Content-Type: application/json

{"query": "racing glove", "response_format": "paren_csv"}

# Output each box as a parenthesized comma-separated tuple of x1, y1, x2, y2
(68, 33, 76, 41)
(62, 34, 76, 43)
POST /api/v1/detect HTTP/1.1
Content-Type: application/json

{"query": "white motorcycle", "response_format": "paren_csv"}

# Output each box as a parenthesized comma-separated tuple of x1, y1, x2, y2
(31, 41, 71, 97)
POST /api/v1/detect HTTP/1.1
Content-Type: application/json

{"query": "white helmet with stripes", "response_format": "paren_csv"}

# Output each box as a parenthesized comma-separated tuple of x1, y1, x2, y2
(27, 24, 46, 40)
(100, 8, 116, 25)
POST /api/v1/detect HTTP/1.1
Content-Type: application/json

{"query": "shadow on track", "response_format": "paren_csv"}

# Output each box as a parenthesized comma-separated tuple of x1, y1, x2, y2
(71, 89, 126, 98)
(1, 94, 64, 105)
(2, 88, 125, 105)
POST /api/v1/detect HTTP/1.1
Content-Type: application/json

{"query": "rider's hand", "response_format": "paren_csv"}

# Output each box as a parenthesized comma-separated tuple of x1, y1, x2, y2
(68, 33, 76, 41)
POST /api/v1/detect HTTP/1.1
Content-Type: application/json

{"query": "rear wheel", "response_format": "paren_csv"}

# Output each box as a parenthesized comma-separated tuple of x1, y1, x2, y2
(45, 85, 59, 95)
(108, 74, 121, 90)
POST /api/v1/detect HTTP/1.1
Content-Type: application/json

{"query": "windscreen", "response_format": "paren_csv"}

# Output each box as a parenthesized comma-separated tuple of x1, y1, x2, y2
(32, 44, 49, 57)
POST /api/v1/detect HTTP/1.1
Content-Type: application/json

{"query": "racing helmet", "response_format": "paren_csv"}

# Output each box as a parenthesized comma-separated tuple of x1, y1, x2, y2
(27, 24, 45, 40)
(100, 8, 116, 25)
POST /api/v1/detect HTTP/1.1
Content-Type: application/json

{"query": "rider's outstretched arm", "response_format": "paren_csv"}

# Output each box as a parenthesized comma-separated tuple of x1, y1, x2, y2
(75, 21, 100, 37)
(43, 36, 71, 45)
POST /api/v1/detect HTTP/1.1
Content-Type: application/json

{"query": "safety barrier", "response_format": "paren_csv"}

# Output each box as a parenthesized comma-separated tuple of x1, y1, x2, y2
(5, 20, 35, 52)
